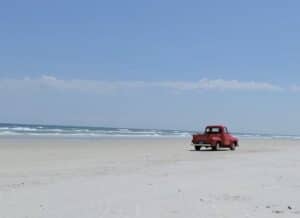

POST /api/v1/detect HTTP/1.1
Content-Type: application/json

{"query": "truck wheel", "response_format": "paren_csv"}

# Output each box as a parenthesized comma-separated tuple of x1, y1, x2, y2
(230, 142, 236, 151)
(212, 142, 220, 151)
(230, 143, 235, 151)
(195, 146, 201, 151)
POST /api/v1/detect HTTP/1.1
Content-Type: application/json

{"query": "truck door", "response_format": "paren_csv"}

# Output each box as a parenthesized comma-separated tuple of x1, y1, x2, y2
(223, 127, 230, 145)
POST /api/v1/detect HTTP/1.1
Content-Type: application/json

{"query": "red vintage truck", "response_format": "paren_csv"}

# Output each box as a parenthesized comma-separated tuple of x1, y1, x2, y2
(192, 125, 239, 151)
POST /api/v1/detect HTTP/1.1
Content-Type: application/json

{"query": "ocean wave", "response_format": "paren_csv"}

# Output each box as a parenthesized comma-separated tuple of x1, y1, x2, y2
(118, 128, 130, 132)
(10, 127, 38, 131)
(0, 131, 20, 136)
(0, 131, 190, 138)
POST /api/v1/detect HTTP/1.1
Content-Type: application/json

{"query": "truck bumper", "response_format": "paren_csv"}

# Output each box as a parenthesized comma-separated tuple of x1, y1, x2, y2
(192, 143, 212, 147)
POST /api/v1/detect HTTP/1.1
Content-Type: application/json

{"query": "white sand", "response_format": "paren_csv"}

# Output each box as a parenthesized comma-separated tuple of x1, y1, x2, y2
(0, 137, 300, 218)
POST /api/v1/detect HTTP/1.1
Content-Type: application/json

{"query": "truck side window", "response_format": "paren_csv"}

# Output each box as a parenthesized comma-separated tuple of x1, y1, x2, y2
(224, 128, 228, 133)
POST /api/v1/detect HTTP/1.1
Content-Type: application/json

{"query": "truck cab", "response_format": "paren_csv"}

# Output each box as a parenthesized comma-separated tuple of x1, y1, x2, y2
(192, 125, 239, 151)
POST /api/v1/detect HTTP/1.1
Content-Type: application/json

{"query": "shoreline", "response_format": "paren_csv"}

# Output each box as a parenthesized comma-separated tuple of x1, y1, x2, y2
(2, 135, 300, 141)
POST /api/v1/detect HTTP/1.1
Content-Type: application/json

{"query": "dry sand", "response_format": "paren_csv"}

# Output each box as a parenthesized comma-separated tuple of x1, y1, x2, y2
(0, 137, 300, 218)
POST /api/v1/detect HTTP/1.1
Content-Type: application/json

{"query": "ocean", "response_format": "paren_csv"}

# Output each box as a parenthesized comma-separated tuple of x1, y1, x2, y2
(0, 123, 299, 139)
(0, 123, 192, 138)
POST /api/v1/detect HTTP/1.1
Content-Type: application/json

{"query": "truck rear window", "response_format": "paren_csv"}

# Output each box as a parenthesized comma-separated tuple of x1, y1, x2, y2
(205, 127, 221, 133)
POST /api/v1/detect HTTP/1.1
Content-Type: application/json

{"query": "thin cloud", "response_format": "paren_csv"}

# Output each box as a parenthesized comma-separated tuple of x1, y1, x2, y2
(290, 85, 300, 92)
(153, 79, 282, 91)
(0, 75, 283, 93)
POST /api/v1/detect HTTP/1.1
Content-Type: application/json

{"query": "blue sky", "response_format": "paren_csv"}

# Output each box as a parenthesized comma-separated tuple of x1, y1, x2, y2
(1, 0, 300, 134)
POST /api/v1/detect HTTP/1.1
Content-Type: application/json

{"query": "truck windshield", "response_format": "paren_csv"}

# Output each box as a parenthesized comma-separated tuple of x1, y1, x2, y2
(205, 127, 221, 134)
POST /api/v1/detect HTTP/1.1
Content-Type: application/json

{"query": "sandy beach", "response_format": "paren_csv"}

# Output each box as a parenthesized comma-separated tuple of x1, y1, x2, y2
(0, 137, 300, 218)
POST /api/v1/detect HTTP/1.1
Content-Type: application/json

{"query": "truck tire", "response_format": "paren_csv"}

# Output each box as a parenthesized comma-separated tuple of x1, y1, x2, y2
(212, 142, 220, 151)
(230, 143, 235, 151)
(230, 142, 237, 151)
(195, 146, 201, 151)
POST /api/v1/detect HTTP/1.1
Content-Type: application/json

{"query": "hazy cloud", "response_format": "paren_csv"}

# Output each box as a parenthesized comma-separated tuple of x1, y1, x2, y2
(0, 75, 284, 93)
(153, 79, 282, 91)
(290, 85, 300, 92)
